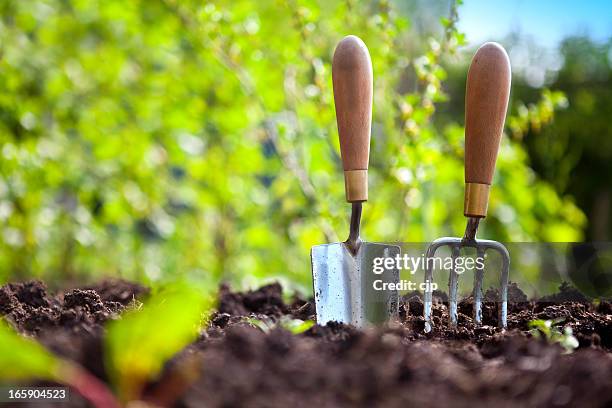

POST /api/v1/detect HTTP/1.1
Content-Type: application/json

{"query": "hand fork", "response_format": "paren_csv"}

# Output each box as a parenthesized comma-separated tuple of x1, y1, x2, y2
(424, 43, 512, 332)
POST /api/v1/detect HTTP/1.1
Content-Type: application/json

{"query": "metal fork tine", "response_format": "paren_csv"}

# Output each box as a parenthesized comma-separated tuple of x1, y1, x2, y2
(473, 246, 485, 324)
(423, 238, 509, 331)
(423, 242, 440, 333)
(448, 245, 461, 327)
(498, 245, 510, 329)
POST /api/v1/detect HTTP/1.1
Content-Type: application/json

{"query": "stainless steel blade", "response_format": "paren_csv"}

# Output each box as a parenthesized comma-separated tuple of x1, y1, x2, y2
(311, 242, 400, 327)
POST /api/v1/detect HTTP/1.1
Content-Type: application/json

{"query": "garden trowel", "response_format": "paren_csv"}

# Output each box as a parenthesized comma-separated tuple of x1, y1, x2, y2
(311, 35, 400, 327)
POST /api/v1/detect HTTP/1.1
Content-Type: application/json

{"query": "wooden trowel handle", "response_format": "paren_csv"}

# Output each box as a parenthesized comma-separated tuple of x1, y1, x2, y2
(464, 42, 511, 218)
(332, 35, 372, 203)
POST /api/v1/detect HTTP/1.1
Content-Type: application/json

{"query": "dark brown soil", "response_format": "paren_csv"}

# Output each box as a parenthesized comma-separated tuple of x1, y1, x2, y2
(1, 280, 611, 408)
(0, 280, 147, 381)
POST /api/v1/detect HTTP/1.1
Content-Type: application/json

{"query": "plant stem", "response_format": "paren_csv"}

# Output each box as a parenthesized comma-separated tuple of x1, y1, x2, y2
(61, 363, 122, 408)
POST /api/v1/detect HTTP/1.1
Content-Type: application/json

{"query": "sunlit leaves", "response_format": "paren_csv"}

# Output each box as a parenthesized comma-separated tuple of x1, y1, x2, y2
(0, 0, 586, 288)
(508, 89, 569, 138)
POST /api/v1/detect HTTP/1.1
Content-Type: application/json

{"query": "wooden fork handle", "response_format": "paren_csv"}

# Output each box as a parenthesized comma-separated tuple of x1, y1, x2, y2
(464, 42, 511, 217)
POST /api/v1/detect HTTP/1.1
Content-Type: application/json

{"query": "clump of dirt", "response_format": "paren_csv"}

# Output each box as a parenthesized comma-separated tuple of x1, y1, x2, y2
(84, 279, 149, 305)
(0, 279, 147, 380)
(218, 282, 292, 317)
(598, 300, 612, 314)
(0, 280, 147, 335)
(9, 280, 51, 308)
(539, 281, 591, 304)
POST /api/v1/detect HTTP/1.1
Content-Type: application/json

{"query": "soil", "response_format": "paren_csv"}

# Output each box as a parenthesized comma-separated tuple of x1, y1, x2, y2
(0, 280, 147, 382)
(1, 280, 611, 408)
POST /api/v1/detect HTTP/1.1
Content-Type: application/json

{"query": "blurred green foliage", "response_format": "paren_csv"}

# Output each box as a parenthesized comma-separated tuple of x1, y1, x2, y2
(0, 0, 585, 291)
(512, 37, 612, 241)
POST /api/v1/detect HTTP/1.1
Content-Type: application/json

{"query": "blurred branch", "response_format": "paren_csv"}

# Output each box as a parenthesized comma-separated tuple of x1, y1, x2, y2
(396, 0, 466, 235)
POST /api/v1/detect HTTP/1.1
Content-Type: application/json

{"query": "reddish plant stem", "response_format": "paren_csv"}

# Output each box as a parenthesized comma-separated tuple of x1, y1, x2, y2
(61, 364, 122, 408)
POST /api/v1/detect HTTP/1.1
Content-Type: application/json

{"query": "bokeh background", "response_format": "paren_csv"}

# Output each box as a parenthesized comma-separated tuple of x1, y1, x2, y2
(0, 0, 610, 292)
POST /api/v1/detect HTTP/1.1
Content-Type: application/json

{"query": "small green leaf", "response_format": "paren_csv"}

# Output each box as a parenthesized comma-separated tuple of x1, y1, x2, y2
(0, 320, 62, 381)
(528, 319, 549, 330)
(528, 319, 579, 353)
(105, 283, 215, 401)
(245, 316, 314, 335)
(559, 327, 579, 353)
(0, 321, 121, 407)
(279, 317, 314, 335)
(245, 317, 274, 333)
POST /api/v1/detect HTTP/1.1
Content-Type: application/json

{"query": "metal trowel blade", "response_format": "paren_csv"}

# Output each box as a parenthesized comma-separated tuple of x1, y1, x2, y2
(311, 242, 400, 327)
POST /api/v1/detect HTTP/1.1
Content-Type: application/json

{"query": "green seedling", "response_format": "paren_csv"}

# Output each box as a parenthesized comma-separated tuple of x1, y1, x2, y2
(246, 316, 314, 335)
(281, 317, 315, 334)
(105, 282, 215, 402)
(245, 316, 275, 333)
(0, 321, 120, 408)
(528, 318, 579, 353)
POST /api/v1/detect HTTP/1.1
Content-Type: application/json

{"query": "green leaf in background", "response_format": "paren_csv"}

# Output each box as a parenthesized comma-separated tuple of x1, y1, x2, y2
(105, 283, 215, 401)
(0, 320, 121, 408)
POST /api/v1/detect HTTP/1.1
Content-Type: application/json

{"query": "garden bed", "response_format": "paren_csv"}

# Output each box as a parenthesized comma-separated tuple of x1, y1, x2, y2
(1, 280, 611, 407)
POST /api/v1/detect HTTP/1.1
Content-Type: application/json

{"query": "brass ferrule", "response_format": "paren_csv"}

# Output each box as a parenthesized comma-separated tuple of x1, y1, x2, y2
(464, 182, 490, 218)
(344, 170, 368, 202)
